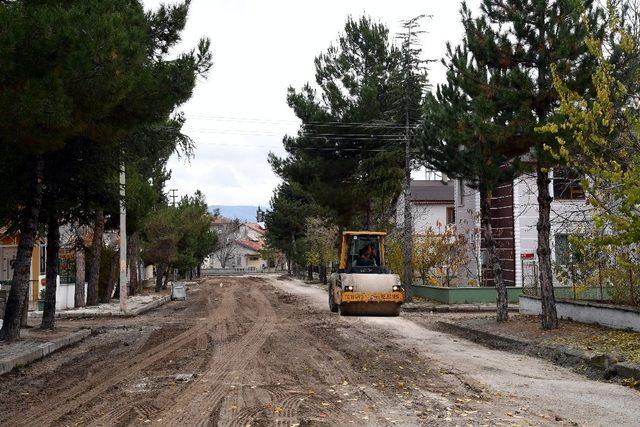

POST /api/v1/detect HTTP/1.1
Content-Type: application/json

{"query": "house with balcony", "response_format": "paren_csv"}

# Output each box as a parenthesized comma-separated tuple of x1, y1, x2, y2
(454, 167, 588, 288)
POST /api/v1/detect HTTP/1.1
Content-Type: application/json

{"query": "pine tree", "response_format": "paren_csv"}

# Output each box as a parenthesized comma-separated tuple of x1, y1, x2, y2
(264, 183, 321, 275)
(0, 0, 212, 338)
(466, 0, 605, 329)
(418, 4, 530, 321)
(0, 0, 151, 340)
(270, 17, 411, 230)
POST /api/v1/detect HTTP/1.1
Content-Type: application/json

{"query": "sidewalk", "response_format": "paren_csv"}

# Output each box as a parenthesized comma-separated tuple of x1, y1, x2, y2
(1, 293, 173, 376)
(28, 294, 171, 319)
(438, 314, 640, 385)
(403, 300, 519, 313)
(0, 326, 91, 376)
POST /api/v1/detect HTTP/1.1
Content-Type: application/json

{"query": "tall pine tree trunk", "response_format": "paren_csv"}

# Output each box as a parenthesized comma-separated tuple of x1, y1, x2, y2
(41, 214, 60, 329)
(155, 263, 166, 292)
(307, 264, 313, 281)
(403, 166, 413, 298)
(320, 263, 328, 285)
(480, 187, 508, 322)
(74, 232, 86, 308)
(290, 233, 298, 277)
(101, 250, 119, 303)
(536, 164, 558, 329)
(86, 209, 104, 306)
(0, 156, 44, 341)
(128, 232, 138, 295)
(162, 269, 170, 290)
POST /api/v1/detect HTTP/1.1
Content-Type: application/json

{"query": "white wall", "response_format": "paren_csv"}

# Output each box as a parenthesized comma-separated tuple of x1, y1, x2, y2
(454, 179, 482, 285)
(455, 171, 592, 287)
(205, 242, 264, 269)
(520, 296, 640, 332)
(514, 172, 591, 286)
(37, 275, 87, 311)
(395, 193, 452, 234)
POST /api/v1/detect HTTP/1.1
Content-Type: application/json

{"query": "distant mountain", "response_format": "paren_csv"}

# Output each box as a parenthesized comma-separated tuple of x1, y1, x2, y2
(209, 205, 259, 222)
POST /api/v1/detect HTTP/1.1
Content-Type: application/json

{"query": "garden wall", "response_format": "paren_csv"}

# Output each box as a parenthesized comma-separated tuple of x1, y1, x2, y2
(520, 296, 640, 332)
(410, 285, 523, 304)
(411, 284, 611, 305)
(37, 282, 87, 311)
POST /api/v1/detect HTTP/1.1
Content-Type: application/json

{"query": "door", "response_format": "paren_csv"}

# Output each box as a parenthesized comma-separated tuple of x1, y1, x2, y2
(1, 246, 17, 282)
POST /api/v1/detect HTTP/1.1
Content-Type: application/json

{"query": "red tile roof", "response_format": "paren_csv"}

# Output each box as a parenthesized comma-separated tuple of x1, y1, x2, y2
(213, 216, 234, 224)
(245, 223, 266, 234)
(236, 239, 264, 253)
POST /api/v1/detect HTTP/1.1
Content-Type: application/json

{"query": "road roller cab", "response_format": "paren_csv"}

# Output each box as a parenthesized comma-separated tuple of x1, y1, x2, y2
(328, 231, 404, 316)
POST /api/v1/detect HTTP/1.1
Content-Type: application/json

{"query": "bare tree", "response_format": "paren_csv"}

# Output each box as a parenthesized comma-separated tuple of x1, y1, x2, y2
(212, 219, 240, 268)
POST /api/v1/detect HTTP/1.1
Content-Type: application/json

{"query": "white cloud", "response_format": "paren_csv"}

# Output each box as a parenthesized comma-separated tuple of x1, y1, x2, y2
(142, 0, 479, 206)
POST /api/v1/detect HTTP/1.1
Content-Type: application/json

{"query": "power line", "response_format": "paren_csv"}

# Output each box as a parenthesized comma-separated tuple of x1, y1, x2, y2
(182, 114, 420, 128)
(192, 140, 402, 152)
(151, 126, 411, 139)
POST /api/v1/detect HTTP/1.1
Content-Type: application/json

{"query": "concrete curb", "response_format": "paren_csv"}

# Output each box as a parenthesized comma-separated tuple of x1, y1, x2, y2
(0, 329, 91, 376)
(130, 295, 171, 316)
(437, 320, 640, 382)
(29, 296, 171, 320)
(404, 304, 519, 313)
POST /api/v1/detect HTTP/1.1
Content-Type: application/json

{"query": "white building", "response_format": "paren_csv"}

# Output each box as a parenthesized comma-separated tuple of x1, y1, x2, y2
(454, 167, 588, 287)
(204, 220, 268, 270)
(396, 179, 455, 234)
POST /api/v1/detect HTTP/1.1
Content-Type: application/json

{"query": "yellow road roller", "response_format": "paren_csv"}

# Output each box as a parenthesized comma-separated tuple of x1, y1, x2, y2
(328, 231, 404, 316)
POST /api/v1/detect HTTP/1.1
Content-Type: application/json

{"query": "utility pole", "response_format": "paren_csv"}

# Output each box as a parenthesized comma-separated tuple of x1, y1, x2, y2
(119, 162, 128, 313)
(399, 15, 428, 297)
(402, 20, 414, 296)
(169, 188, 178, 207)
(256, 206, 265, 222)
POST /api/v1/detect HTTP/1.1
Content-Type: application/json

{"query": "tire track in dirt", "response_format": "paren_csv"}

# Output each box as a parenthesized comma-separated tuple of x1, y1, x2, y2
(76, 285, 240, 427)
(219, 383, 305, 427)
(161, 286, 277, 426)
(18, 322, 208, 426)
(15, 281, 236, 427)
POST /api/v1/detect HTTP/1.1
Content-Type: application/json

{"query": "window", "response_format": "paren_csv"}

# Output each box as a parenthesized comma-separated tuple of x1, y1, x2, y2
(58, 256, 75, 284)
(446, 207, 455, 225)
(346, 235, 382, 271)
(554, 234, 571, 266)
(458, 179, 465, 206)
(553, 168, 585, 200)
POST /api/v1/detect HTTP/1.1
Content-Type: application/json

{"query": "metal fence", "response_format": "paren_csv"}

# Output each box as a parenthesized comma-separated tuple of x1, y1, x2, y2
(520, 258, 612, 302)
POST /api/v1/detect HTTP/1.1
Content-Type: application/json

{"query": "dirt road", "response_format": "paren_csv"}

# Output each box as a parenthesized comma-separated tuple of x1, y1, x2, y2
(1, 275, 638, 426)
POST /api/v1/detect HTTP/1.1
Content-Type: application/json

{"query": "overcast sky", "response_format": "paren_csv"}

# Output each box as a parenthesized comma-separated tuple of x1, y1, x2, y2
(142, 0, 479, 207)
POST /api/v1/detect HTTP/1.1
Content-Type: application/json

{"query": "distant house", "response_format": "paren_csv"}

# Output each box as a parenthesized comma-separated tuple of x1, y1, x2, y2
(454, 167, 589, 287)
(0, 230, 45, 309)
(204, 219, 268, 270)
(395, 178, 455, 234)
